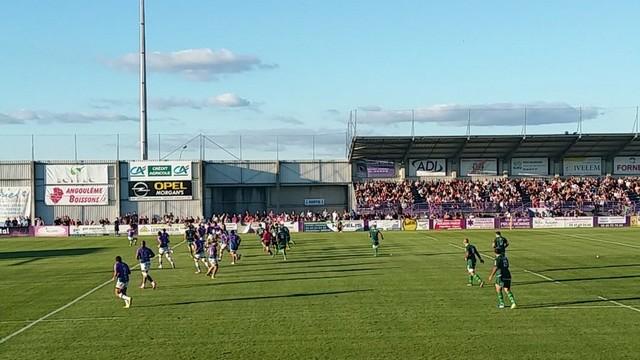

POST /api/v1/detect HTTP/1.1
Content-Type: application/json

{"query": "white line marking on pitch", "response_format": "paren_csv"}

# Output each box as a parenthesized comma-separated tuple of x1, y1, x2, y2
(545, 305, 622, 309)
(447, 241, 640, 314)
(598, 296, 640, 313)
(0, 240, 186, 345)
(0, 317, 123, 324)
(543, 231, 640, 250)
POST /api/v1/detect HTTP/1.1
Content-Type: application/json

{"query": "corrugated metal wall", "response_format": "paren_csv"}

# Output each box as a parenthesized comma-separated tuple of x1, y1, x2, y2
(119, 161, 203, 220)
(205, 161, 278, 184)
(34, 161, 119, 223)
(279, 161, 351, 184)
(0, 162, 32, 187)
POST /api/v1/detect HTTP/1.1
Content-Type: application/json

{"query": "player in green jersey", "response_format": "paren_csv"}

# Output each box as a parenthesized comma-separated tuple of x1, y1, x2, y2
(369, 224, 384, 257)
(488, 248, 517, 309)
(493, 231, 509, 255)
(463, 238, 484, 287)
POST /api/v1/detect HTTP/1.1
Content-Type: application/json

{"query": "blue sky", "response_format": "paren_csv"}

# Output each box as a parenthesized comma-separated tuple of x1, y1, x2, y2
(1, 0, 639, 160)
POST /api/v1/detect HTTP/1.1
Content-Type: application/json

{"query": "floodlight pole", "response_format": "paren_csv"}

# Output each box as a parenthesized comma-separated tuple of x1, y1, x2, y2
(139, 0, 149, 160)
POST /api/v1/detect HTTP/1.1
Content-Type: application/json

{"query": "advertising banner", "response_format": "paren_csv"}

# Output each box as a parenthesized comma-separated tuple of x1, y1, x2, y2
(369, 219, 402, 231)
(416, 219, 430, 230)
(631, 216, 640, 227)
(613, 157, 640, 175)
(433, 219, 464, 230)
(137, 224, 187, 236)
(45, 164, 108, 185)
(0, 227, 34, 237)
(327, 220, 364, 232)
(45, 185, 108, 205)
(303, 222, 332, 232)
(128, 161, 192, 181)
(409, 159, 446, 177)
(465, 218, 495, 230)
(511, 158, 549, 176)
(128, 181, 193, 201)
(356, 160, 396, 178)
(0, 187, 31, 218)
(563, 157, 601, 176)
(460, 159, 498, 176)
(403, 218, 417, 231)
(34, 226, 69, 237)
(596, 216, 628, 228)
(532, 217, 594, 228)
(70, 225, 114, 236)
(498, 217, 532, 229)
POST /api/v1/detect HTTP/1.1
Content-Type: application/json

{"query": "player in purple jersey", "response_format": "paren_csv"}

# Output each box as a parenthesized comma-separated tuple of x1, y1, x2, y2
(198, 223, 206, 239)
(228, 231, 242, 265)
(157, 230, 176, 269)
(136, 241, 157, 289)
(191, 236, 208, 274)
(206, 235, 220, 279)
(219, 231, 229, 261)
(112, 256, 132, 308)
(127, 226, 137, 247)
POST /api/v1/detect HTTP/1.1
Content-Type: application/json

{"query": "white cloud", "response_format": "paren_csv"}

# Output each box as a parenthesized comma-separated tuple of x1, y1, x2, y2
(0, 110, 137, 124)
(356, 102, 602, 126)
(109, 48, 277, 81)
(273, 115, 304, 125)
(209, 93, 251, 108)
(150, 97, 203, 110)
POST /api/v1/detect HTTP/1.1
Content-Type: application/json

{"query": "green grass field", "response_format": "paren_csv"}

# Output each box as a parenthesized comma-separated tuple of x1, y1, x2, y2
(1, 228, 640, 360)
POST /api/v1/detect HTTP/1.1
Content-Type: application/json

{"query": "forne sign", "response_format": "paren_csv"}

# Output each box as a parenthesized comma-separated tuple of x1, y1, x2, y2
(128, 181, 193, 201)
(128, 161, 192, 181)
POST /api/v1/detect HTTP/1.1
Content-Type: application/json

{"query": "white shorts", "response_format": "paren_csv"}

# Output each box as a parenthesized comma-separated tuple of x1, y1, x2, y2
(220, 243, 228, 250)
(372, 244, 379, 249)
(140, 262, 151, 272)
(208, 257, 219, 265)
(115, 280, 128, 290)
(128, 236, 134, 241)
(467, 267, 475, 274)
(194, 252, 205, 260)
(159, 247, 171, 255)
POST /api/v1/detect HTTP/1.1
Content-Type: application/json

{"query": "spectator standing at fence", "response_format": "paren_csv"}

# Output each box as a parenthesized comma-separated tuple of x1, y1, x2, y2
(114, 218, 120, 237)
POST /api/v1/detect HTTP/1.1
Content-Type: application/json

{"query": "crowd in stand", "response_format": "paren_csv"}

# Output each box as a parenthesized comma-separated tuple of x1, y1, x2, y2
(355, 176, 640, 217)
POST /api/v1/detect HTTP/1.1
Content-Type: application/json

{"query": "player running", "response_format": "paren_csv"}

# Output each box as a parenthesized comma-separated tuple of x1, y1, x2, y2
(488, 248, 517, 309)
(112, 256, 132, 308)
(463, 238, 484, 287)
(127, 226, 137, 247)
(276, 225, 288, 261)
(282, 224, 294, 249)
(157, 229, 176, 269)
(261, 225, 274, 256)
(136, 241, 157, 289)
(191, 235, 208, 274)
(185, 224, 197, 258)
(228, 230, 242, 264)
(369, 224, 383, 257)
(493, 231, 509, 254)
(206, 236, 220, 279)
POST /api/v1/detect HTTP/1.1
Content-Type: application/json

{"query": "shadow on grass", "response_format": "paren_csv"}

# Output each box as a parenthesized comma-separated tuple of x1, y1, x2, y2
(519, 296, 640, 309)
(0, 248, 105, 260)
(141, 289, 373, 308)
(531, 263, 640, 273)
(170, 273, 376, 290)
(518, 274, 640, 286)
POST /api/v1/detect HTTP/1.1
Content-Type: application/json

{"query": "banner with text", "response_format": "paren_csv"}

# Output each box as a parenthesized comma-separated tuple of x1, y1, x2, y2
(303, 222, 332, 232)
(128, 181, 193, 201)
(460, 159, 498, 176)
(498, 217, 532, 229)
(34, 226, 69, 237)
(613, 157, 640, 175)
(355, 160, 396, 178)
(532, 217, 594, 228)
(631, 216, 640, 227)
(409, 159, 446, 176)
(596, 216, 628, 228)
(403, 218, 418, 231)
(69, 225, 130, 236)
(369, 219, 402, 231)
(0, 227, 33, 237)
(137, 224, 187, 236)
(511, 158, 549, 176)
(327, 220, 364, 232)
(45, 185, 108, 206)
(563, 157, 601, 176)
(0, 187, 31, 218)
(416, 219, 430, 230)
(433, 219, 464, 230)
(128, 161, 192, 181)
(46, 164, 108, 185)
(465, 218, 496, 229)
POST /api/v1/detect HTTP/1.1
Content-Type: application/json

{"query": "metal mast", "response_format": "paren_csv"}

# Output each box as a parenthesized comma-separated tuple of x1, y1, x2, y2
(139, 0, 149, 160)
